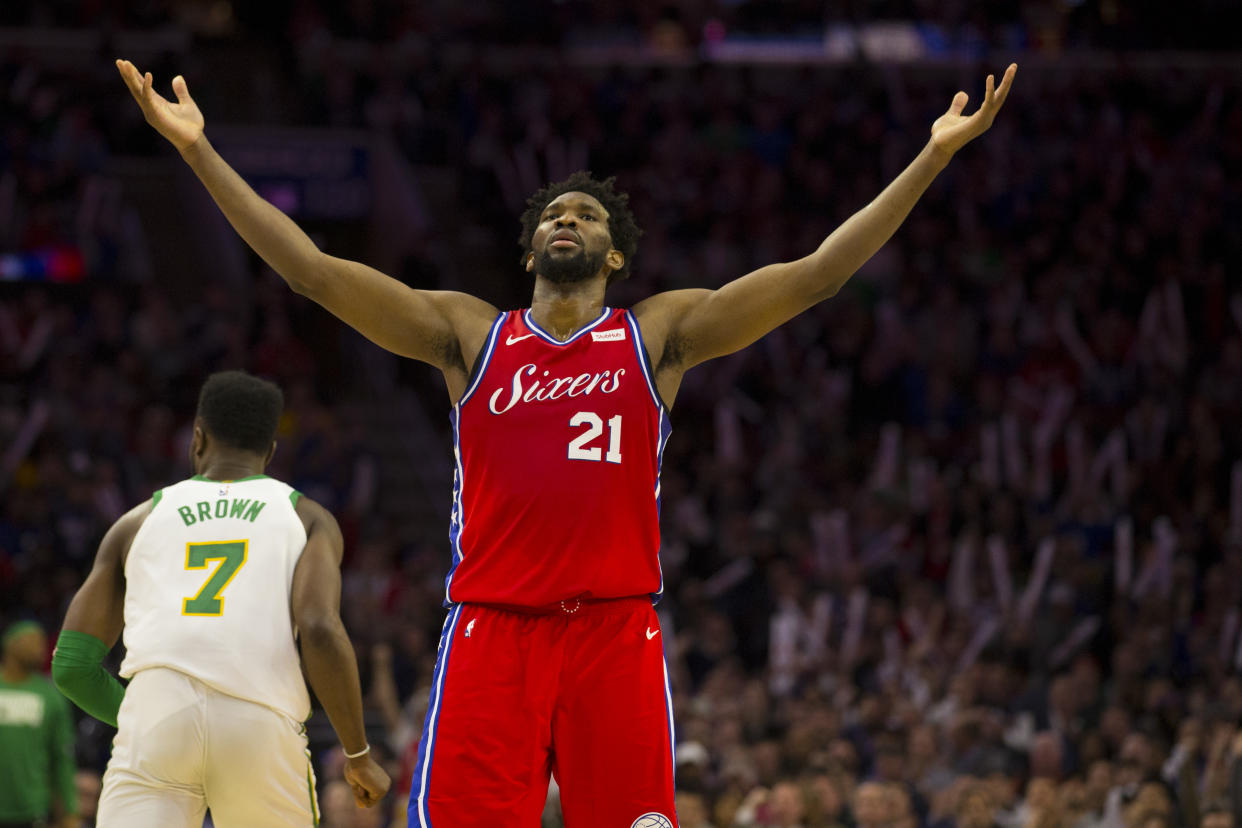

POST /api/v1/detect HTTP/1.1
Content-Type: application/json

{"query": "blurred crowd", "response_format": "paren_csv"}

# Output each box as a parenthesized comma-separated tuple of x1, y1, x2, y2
(4, 6, 1242, 828)
(4, 0, 1242, 51)
(0, 55, 152, 282)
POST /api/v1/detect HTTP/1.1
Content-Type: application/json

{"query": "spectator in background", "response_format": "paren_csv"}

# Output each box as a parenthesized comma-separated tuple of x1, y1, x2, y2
(0, 621, 78, 828)
(72, 770, 100, 828)
(677, 791, 716, 828)
(1202, 804, 1235, 828)
(853, 781, 891, 828)
(949, 781, 1002, 828)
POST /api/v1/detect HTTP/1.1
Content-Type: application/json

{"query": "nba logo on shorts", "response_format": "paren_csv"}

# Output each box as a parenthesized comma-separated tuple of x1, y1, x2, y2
(631, 814, 673, 828)
(465, 618, 476, 638)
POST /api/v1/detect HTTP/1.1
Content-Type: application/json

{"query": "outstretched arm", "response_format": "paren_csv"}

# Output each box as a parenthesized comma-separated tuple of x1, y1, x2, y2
(115, 60, 496, 397)
(53, 502, 150, 726)
(638, 64, 1017, 375)
(291, 497, 391, 809)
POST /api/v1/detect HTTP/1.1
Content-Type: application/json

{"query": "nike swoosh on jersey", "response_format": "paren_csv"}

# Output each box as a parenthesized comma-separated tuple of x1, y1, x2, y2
(506, 333, 535, 345)
(646, 627, 659, 640)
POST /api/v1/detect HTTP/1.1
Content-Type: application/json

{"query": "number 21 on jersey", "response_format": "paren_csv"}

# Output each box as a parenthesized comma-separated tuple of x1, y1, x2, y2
(568, 411, 621, 464)
(182, 539, 248, 616)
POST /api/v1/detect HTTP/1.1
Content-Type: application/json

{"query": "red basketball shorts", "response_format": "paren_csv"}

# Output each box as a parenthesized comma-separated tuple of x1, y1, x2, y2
(407, 597, 678, 827)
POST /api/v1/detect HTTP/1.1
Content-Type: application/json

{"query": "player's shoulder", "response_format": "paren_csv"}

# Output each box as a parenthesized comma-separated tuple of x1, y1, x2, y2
(630, 289, 712, 322)
(630, 289, 712, 345)
(291, 492, 340, 535)
(116, 496, 159, 532)
(246, 476, 316, 527)
(430, 291, 503, 326)
(103, 495, 160, 568)
(291, 491, 328, 518)
(250, 474, 300, 497)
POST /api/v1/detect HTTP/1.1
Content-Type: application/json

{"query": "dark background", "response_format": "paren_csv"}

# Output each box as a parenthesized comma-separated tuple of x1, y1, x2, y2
(2, 2, 1241, 826)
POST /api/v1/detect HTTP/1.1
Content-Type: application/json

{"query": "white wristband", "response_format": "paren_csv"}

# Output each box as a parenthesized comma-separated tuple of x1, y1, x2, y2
(343, 744, 370, 759)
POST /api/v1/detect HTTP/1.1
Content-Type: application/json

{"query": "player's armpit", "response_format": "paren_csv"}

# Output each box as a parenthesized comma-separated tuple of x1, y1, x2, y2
(634, 278, 812, 372)
(672, 258, 832, 366)
(630, 288, 711, 368)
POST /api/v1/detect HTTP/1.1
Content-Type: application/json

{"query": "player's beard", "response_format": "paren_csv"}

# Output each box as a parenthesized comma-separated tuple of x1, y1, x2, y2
(536, 245, 607, 284)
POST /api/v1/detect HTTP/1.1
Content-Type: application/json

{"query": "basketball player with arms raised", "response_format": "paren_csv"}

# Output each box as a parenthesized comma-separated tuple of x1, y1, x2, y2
(116, 59, 1015, 827)
(52, 371, 390, 826)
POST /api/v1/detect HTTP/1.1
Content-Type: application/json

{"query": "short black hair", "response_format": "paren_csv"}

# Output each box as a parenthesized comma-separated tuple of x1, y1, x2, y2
(196, 371, 283, 455)
(518, 170, 642, 285)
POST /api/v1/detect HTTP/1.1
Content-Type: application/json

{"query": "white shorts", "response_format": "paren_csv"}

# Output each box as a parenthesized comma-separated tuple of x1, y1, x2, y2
(98, 667, 319, 828)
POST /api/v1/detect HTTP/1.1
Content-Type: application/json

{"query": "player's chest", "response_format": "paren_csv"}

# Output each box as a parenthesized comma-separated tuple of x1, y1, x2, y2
(478, 338, 645, 419)
(465, 342, 658, 463)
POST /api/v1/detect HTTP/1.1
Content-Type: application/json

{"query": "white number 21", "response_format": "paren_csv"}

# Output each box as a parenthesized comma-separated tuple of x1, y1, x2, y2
(568, 412, 622, 464)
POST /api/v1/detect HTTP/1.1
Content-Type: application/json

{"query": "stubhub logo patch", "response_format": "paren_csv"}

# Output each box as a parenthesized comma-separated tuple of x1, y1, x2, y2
(592, 328, 626, 342)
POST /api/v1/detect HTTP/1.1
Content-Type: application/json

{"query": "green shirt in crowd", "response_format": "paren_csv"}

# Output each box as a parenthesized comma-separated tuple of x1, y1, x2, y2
(0, 673, 77, 822)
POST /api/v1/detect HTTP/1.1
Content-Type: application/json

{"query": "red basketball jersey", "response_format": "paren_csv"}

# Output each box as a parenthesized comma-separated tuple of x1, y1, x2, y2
(444, 307, 671, 607)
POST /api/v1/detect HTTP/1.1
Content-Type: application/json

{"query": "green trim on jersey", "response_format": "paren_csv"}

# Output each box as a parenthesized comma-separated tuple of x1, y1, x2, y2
(151, 489, 163, 508)
(306, 753, 320, 826)
(289, 490, 302, 508)
(189, 474, 271, 483)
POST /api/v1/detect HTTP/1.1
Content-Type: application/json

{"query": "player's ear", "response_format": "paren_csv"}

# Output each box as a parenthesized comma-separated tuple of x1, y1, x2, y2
(189, 423, 206, 472)
(606, 249, 624, 272)
(265, 441, 277, 467)
(525, 252, 535, 273)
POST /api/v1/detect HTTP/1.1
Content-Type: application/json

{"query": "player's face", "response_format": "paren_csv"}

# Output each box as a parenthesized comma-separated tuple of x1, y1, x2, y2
(529, 192, 617, 284)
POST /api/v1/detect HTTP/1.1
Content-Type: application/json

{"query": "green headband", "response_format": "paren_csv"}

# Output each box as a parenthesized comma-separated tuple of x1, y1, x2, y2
(2, 620, 44, 648)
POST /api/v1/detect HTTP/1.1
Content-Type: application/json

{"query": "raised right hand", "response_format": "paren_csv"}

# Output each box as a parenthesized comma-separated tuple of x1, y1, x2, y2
(116, 59, 204, 152)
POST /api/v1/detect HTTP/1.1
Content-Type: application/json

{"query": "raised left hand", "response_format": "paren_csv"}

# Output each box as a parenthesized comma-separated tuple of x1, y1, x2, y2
(930, 63, 1017, 157)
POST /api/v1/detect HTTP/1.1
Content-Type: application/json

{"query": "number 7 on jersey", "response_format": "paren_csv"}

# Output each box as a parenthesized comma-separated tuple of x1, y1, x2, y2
(182, 540, 248, 616)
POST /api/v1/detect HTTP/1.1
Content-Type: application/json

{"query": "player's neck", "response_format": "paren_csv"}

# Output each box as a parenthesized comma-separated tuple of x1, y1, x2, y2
(529, 279, 606, 341)
(195, 455, 267, 482)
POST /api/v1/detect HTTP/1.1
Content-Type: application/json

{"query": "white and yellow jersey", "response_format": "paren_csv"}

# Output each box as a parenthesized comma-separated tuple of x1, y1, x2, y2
(119, 475, 311, 722)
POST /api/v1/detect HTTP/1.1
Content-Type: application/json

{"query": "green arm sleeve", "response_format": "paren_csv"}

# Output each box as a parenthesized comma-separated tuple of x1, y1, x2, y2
(51, 630, 126, 728)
